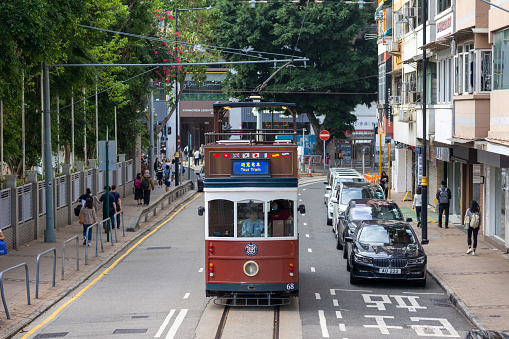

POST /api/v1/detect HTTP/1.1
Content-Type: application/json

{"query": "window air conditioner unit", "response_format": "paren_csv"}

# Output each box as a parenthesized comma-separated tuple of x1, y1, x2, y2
(390, 96, 401, 105)
(403, 7, 418, 18)
(394, 13, 404, 23)
(389, 42, 399, 54)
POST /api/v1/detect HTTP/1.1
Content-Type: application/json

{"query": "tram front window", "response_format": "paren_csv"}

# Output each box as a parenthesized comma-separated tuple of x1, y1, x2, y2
(269, 200, 294, 237)
(208, 200, 234, 237)
(238, 201, 265, 237)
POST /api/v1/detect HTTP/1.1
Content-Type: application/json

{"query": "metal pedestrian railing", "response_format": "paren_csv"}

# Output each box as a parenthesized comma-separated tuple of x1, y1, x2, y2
(62, 235, 79, 280)
(35, 248, 56, 299)
(85, 222, 104, 265)
(0, 263, 30, 319)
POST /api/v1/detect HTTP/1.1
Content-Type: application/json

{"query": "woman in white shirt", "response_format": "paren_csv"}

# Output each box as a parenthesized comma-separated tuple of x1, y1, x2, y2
(412, 186, 422, 227)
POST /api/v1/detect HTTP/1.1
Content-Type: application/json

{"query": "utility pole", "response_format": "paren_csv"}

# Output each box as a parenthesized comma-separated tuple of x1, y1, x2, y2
(42, 62, 56, 242)
(95, 80, 99, 160)
(149, 81, 154, 178)
(420, 0, 429, 245)
(83, 88, 87, 164)
(22, 70, 26, 179)
(1, 101, 3, 189)
(71, 88, 75, 168)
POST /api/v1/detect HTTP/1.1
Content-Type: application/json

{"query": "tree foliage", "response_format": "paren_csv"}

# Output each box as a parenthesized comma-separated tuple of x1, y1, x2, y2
(212, 1, 377, 152)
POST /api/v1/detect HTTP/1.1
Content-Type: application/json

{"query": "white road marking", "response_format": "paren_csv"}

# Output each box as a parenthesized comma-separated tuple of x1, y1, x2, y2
(363, 294, 392, 311)
(183, 293, 190, 299)
(311, 267, 316, 272)
(165, 309, 188, 339)
(364, 315, 402, 335)
(303, 222, 307, 226)
(315, 293, 321, 299)
(298, 193, 301, 196)
(303, 188, 306, 191)
(333, 299, 339, 307)
(410, 317, 460, 337)
(306, 234, 310, 237)
(318, 310, 329, 338)
(403, 292, 444, 295)
(198, 268, 204, 273)
(299, 199, 302, 201)
(308, 248, 312, 253)
(155, 309, 175, 338)
(331, 288, 373, 295)
(336, 310, 343, 318)
(390, 295, 426, 312)
(339, 324, 346, 331)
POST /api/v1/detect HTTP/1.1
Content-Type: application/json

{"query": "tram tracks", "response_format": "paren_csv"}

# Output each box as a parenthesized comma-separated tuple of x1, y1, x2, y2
(214, 304, 281, 339)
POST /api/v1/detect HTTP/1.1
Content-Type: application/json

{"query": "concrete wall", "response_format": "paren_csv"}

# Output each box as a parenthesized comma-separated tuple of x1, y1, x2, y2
(488, 89, 509, 141)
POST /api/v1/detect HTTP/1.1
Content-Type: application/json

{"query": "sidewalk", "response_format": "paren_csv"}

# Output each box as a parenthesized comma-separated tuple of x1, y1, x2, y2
(392, 190, 509, 332)
(0, 180, 197, 338)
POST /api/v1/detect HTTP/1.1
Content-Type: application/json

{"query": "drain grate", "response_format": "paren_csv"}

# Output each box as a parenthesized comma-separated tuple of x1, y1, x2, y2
(132, 315, 149, 319)
(113, 329, 148, 334)
(146, 246, 172, 250)
(34, 333, 68, 339)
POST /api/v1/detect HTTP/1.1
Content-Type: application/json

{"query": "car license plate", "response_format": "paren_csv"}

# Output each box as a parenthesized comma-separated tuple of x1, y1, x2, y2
(379, 268, 401, 274)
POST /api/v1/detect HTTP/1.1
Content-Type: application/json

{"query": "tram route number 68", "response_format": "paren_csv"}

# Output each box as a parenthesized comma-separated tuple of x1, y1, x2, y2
(286, 283, 295, 290)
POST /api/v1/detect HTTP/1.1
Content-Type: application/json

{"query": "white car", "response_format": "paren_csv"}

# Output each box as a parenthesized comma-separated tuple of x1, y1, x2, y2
(326, 173, 366, 224)
(324, 185, 332, 204)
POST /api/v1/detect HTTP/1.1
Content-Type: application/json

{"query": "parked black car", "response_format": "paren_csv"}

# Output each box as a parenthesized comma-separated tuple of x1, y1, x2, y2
(345, 220, 427, 287)
(337, 199, 411, 259)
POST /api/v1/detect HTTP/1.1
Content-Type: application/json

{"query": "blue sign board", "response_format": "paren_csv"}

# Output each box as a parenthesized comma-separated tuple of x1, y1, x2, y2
(339, 143, 353, 161)
(231, 159, 270, 177)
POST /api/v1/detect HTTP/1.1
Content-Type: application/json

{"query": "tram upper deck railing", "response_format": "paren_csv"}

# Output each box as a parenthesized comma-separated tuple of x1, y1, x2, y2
(205, 130, 297, 146)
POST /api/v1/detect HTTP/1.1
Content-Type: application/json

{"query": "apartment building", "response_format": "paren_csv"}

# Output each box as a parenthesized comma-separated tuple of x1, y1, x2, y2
(376, 0, 509, 251)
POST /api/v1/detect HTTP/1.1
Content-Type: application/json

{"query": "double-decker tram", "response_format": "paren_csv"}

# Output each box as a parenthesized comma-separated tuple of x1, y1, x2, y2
(199, 100, 305, 306)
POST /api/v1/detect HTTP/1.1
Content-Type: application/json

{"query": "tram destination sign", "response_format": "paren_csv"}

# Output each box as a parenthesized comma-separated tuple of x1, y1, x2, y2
(231, 159, 271, 177)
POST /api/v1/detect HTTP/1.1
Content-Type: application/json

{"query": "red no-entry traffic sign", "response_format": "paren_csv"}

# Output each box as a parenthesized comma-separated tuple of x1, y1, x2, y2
(319, 130, 330, 141)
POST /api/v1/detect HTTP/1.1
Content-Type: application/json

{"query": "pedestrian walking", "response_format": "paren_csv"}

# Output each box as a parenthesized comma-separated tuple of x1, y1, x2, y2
(380, 171, 389, 198)
(194, 148, 200, 167)
(337, 150, 343, 167)
(464, 200, 481, 256)
(154, 158, 160, 174)
(95, 186, 117, 230)
(0, 229, 6, 255)
(111, 185, 121, 229)
(436, 181, 452, 228)
(156, 162, 164, 188)
(134, 173, 143, 205)
(141, 169, 155, 206)
(76, 188, 93, 206)
(164, 165, 172, 192)
(199, 144, 204, 165)
(79, 197, 97, 245)
(412, 186, 422, 227)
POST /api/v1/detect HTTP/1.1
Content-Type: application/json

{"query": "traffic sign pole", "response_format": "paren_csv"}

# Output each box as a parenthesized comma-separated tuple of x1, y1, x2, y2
(319, 130, 330, 172)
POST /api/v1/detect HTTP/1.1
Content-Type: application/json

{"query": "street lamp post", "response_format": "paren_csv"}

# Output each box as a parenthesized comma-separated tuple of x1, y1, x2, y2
(420, 0, 429, 245)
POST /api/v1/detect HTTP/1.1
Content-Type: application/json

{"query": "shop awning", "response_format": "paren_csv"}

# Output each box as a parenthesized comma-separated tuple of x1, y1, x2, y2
(383, 28, 393, 37)
(375, 0, 392, 15)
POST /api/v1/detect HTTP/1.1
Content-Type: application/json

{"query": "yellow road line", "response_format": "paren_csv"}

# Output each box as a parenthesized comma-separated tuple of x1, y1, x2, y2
(20, 193, 202, 339)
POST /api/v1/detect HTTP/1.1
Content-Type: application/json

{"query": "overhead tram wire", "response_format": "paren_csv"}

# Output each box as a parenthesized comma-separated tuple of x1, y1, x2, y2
(292, 0, 310, 58)
(77, 24, 296, 60)
(183, 88, 376, 95)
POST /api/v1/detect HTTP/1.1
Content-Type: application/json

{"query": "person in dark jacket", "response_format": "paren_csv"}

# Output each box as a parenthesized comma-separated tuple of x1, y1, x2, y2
(76, 188, 93, 206)
(436, 181, 452, 228)
(95, 186, 116, 230)
(380, 171, 389, 198)
(134, 173, 143, 205)
(141, 170, 155, 206)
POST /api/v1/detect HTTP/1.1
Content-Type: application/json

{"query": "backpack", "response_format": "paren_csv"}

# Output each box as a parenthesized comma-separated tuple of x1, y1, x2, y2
(74, 204, 82, 217)
(470, 212, 480, 228)
(142, 177, 150, 189)
(134, 178, 141, 189)
(164, 170, 171, 181)
(438, 187, 450, 204)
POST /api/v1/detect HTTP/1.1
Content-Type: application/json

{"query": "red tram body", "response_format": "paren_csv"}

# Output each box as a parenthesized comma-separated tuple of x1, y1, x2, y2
(201, 101, 302, 305)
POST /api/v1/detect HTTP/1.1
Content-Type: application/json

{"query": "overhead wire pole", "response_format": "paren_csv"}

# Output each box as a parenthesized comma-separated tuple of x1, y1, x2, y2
(95, 80, 99, 161)
(71, 88, 75, 168)
(420, 0, 429, 244)
(22, 70, 26, 179)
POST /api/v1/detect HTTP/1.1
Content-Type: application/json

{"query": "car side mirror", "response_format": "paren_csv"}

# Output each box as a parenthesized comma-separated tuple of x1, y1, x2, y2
(406, 217, 413, 222)
(198, 206, 205, 216)
(338, 216, 345, 220)
(323, 181, 328, 185)
(326, 186, 331, 190)
(298, 204, 306, 214)
(331, 197, 338, 204)
(345, 236, 353, 242)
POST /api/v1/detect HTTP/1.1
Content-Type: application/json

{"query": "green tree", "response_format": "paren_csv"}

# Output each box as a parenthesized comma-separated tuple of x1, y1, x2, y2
(212, 1, 377, 154)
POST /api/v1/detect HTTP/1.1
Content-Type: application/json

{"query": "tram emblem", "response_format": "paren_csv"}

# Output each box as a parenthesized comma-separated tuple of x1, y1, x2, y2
(244, 243, 258, 256)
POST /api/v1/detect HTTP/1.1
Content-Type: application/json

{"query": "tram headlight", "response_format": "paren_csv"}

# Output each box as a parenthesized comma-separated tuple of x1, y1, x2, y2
(243, 261, 259, 277)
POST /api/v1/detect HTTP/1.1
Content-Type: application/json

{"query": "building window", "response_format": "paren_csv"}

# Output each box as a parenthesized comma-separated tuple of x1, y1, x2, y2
(437, 0, 452, 14)
(379, 63, 386, 103)
(493, 29, 509, 90)
(437, 57, 453, 103)
(455, 43, 491, 94)
(403, 71, 417, 104)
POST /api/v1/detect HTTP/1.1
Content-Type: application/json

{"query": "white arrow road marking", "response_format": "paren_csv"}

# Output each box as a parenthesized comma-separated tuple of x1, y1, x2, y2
(318, 310, 329, 338)
(165, 309, 188, 339)
(155, 309, 175, 338)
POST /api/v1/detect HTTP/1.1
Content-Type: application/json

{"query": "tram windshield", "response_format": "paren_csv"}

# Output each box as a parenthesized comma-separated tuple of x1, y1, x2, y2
(208, 199, 295, 238)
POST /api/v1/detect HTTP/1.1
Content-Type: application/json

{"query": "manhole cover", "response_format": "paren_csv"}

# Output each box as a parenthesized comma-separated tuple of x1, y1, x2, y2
(113, 329, 148, 334)
(34, 333, 68, 339)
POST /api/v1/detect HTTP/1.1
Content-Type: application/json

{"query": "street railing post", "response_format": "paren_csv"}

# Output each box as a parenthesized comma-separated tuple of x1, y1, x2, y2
(0, 263, 30, 319)
(62, 235, 79, 280)
(35, 247, 56, 299)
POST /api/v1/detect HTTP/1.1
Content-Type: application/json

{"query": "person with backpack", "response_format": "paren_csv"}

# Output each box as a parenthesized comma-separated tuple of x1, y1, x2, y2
(464, 200, 481, 256)
(79, 197, 97, 245)
(163, 164, 172, 192)
(134, 173, 143, 205)
(436, 180, 452, 228)
(140, 169, 155, 206)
